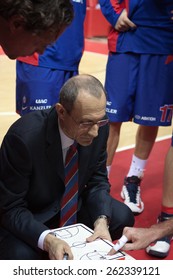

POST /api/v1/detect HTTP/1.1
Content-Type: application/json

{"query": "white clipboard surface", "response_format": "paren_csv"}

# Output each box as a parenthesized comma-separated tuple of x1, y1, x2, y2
(51, 223, 135, 260)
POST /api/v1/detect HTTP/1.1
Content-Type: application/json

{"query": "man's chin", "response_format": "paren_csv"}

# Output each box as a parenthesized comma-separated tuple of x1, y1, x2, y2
(7, 55, 17, 60)
(6, 52, 34, 60)
(79, 139, 93, 146)
(5, 52, 18, 60)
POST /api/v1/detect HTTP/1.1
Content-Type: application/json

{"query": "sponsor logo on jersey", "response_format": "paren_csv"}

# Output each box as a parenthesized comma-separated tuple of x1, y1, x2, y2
(106, 101, 112, 106)
(140, 116, 156, 121)
(106, 108, 117, 114)
(21, 106, 28, 111)
(30, 106, 51, 111)
(35, 99, 48, 104)
(135, 115, 156, 122)
(134, 115, 140, 120)
(73, 0, 83, 3)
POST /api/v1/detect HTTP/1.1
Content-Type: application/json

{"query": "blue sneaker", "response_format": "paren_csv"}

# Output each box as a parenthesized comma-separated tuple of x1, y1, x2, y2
(146, 214, 173, 258)
(121, 176, 144, 214)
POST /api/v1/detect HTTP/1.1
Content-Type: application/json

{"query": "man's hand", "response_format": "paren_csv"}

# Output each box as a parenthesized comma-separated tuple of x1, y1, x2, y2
(86, 217, 112, 242)
(115, 9, 137, 32)
(108, 226, 157, 255)
(44, 233, 73, 260)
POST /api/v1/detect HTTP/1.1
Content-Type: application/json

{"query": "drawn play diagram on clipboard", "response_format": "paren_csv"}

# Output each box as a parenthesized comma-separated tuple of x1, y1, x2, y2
(51, 223, 135, 260)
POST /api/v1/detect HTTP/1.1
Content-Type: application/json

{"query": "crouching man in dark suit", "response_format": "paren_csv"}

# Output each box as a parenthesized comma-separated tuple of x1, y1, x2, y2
(0, 74, 134, 259)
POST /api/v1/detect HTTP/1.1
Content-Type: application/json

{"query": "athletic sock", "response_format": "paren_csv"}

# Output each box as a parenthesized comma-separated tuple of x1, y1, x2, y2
(127, 155, 147, 178)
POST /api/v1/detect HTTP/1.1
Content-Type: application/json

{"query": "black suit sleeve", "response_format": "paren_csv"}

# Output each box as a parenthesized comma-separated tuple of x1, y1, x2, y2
(0, 133, 48, 249)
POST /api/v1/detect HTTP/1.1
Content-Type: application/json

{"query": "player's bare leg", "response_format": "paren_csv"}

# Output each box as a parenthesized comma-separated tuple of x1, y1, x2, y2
(106, 122, 122, 176)
(162, 146, 173, 207)
(134, 125, 158, 160)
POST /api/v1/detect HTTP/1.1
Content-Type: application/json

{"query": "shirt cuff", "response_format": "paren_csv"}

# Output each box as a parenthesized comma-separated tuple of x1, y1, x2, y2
(38, 230, 51, 250)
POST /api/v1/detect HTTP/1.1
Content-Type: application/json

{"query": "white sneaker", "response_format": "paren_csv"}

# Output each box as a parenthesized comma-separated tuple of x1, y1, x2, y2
(146, 241, 171, 258)
(121, 176, 144, 214)
(146, 214, 173, 258)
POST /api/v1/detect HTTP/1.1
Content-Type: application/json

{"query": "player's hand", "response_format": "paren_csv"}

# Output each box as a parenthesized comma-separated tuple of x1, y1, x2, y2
(118, 226, 156, 251)
(115, 9, 137, 32)
(108, 235, 128, 255)
(108, 247, 117, 255)
(44, 234, 73, 260)
(86, 218, 112, 242)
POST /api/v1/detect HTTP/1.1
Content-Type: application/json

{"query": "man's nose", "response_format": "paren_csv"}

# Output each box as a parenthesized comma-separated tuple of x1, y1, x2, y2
(88, 124, 99, 137)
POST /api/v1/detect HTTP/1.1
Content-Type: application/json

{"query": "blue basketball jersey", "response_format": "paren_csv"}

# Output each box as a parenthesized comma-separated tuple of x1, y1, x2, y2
(100, 0, 173, 54)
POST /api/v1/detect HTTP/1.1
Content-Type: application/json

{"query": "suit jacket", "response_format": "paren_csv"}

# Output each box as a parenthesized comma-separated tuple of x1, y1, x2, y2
(0, 107, 111, 248)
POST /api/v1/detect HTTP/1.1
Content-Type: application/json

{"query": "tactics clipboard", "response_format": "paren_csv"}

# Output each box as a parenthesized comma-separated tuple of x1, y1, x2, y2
(51, 223, 135, 260)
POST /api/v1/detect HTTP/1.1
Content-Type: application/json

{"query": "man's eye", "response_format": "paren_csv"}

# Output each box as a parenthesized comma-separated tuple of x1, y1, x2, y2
(81, 122, 92, 126)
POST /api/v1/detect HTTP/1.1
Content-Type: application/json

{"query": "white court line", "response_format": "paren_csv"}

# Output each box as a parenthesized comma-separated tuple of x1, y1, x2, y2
(0, 112, 17, 116)
(117, 134, 172, 153)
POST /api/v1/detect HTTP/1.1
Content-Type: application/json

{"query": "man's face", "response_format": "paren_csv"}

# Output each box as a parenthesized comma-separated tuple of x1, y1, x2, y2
(1, 14, 64, 59)
(2, 28, 59, 59)
(58, 91, 107, 146)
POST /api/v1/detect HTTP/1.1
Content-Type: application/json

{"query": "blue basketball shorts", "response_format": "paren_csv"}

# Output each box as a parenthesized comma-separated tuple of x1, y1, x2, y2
(105, 52, 173, 126)
(16, 61, 78, 116)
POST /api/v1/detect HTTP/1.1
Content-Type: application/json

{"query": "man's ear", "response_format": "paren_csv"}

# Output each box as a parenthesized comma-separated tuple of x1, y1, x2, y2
(55, 103, 66, 120)
(8, 15, 25, 34)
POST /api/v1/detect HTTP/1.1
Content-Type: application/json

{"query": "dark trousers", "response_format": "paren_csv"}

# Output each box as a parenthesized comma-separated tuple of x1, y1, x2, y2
(0, 198, 134, 259)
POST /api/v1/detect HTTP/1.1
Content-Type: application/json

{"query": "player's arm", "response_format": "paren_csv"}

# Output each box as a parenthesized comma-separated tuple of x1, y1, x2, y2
(113, 219, 173, 251)
(115, 9, 136, 32)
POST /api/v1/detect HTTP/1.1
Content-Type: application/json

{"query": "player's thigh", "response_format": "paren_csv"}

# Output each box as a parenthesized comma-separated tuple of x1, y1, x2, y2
(134, 54, 173, 126)
(105, 53, 139, 122)
(16, 67, 78, 115)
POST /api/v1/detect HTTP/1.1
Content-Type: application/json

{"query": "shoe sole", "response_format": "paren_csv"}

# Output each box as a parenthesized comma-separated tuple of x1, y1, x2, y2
(147, 249, 169, 258)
